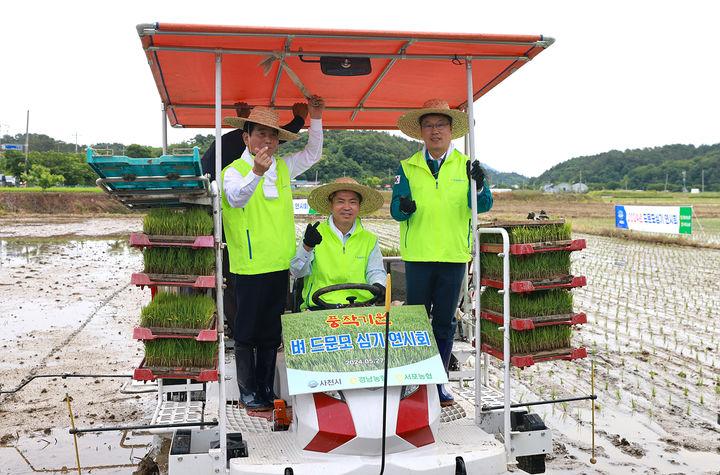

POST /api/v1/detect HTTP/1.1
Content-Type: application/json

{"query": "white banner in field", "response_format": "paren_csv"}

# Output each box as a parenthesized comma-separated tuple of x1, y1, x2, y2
(293, 199, 318, 215)
(615, 205, 692, 235)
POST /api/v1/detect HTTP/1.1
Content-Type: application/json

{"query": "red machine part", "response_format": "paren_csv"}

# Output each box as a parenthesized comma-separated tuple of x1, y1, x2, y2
(304, 393, 357, 452)
(395, 385, 435, 447)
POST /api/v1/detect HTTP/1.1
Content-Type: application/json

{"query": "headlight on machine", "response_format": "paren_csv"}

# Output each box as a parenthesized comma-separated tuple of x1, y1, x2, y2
(322, 390, 346, 402)
(400, 384, 420, 399)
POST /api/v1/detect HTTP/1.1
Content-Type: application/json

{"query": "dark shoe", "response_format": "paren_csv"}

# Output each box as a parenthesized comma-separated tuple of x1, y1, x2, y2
(437, 383, 455, 406)
(256, 346, 280, 403)
(235, 344, 272, 410)
(436, 338, 456, 406)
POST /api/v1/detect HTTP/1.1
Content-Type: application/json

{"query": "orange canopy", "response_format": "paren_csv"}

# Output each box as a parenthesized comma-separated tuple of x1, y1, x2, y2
(137, 23, 552, 130)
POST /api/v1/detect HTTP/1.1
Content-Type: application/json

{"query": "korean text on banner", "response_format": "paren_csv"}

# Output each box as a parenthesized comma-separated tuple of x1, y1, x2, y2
(281, 305, 447, 395)
(615, 205, 691, 235)
(293, 199, 318, 215)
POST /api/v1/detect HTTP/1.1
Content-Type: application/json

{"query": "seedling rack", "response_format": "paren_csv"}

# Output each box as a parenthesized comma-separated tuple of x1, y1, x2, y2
(477, 219, 588, 369)
(481, 275, 587, 293)
(480, 309, 587, 330)
(131, 272, 215, 289)
(480, 344, 587, 369)
(134, 316, 218, 341)
(134, 356, 219, 382)
(87, 146, 227, 441)
(130, 233, 215, 250)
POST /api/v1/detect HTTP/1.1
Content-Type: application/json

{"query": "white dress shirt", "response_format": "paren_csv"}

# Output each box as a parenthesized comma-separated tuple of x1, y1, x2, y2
(223, 118, 323, 208)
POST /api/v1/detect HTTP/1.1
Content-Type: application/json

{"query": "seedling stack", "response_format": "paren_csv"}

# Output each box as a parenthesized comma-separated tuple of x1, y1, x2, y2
(479, 218, 588, 368)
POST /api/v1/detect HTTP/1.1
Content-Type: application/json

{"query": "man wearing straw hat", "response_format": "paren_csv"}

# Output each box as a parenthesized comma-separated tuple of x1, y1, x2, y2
(290, 177, 387, 309)
(222, 95, 325, 410)
(391, 98, 493, 406)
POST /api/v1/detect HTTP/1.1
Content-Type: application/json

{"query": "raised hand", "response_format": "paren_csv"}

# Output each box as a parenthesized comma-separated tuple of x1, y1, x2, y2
(303, 221, 323, 249)
(252, 146, 273, 176)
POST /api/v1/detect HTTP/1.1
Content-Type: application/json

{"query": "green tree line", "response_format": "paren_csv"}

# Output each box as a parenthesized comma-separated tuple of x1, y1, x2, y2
(2, 131, 522, 188)
(530, 143, 720, 191)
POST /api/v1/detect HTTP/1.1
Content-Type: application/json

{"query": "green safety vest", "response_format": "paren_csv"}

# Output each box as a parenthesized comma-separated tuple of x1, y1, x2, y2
(399, 149, 472, 263)
(301, 220, 378, 309)
(221, 158, 294, 275)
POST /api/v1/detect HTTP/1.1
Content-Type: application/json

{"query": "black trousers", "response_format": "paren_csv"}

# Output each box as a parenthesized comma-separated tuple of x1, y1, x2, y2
(233, 269, 289, 348)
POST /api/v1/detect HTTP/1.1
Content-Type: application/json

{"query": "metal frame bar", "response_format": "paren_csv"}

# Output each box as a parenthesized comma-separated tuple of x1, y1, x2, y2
(145, 45, 529, 62)
(350, 39, 415, 122)
(213, 53, 228, 463)
(168, 104, 440, 112)
(138, 25, 546, 48)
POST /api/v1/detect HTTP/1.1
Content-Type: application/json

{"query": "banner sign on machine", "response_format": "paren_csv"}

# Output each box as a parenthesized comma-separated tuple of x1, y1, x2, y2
(281, 305, 447, 395)
(615, 205, 692, 235)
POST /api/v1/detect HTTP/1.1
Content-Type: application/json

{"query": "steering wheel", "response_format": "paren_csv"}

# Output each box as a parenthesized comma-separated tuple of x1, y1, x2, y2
(311, 283, 383, 309)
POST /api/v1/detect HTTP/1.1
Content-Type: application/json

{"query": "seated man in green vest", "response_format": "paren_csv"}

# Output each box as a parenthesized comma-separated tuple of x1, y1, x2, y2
(290, 178, 386, 309)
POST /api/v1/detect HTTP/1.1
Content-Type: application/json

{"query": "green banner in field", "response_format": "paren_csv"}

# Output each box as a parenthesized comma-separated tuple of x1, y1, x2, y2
(679, 206, 692, 234)
(281, 305, 447, 395)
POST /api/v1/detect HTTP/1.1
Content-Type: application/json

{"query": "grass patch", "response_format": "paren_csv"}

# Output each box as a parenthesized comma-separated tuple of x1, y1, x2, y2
(144, 339, 217, 368)
(480, 250, 571, 281)
(481, 287, 573, 317)
(481, 319, 572, 353)
(0, 187, 103, 193)
(143, 247, 215, 275)
(142, 207, 213, 236)
(141, 292, 216, 329)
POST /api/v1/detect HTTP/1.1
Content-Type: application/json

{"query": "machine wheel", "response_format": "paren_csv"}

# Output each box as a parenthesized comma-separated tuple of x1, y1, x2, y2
(455, 456, 467, 475)
(311, 283, 382, 309)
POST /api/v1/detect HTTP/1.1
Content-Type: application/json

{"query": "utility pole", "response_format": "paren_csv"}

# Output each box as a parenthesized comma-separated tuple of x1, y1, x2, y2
(702, 169, 704, 193)
(682, 170, 687, 193)
(664, 173, 668, 192)
(74, 131, 79, 153)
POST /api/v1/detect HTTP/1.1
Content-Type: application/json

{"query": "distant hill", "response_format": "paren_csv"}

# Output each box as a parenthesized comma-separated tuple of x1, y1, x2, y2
(530, 143, 720, 192)
(0, 130, 530, 187)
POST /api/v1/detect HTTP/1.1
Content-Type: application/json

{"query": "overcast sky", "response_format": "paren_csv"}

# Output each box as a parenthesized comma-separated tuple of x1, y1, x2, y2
(1, 0, 719, 177)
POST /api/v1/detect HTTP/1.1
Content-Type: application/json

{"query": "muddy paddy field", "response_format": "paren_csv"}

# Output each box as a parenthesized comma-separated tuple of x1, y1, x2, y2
(1, 210, 719, 474)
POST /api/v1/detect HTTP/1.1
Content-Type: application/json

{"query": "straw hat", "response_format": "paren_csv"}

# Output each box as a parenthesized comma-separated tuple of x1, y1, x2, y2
(396, 98, 469, 140)
(223, 106, 300, 142)
(308, 177, 384, 217)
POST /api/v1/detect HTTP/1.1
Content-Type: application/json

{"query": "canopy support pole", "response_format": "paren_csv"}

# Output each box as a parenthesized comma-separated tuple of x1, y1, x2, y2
(466, 58, 483, 421)
(214, 51, 228, 465)
(161, 104, 168, 155)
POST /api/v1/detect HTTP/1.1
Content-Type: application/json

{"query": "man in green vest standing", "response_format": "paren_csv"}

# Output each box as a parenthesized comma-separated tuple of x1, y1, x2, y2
(391, 98, 493, 406)
(222, 96, 325, 410)
(290, 177, 386, 309)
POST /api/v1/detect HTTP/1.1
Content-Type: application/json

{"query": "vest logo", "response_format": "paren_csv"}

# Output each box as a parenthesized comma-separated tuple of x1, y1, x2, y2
(355, 255, 366, 259)
(394, 175, 401, 185)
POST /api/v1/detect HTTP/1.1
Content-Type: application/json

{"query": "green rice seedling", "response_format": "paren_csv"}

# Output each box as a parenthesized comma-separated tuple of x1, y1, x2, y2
(480, 222, 572, 245)
(480, 288, 573, 318)
(140, 292, 216, 329)
(143, 207, 213, 236)
(480, 319, 572, 354)
(143, 247, 215, 275)
(480, 250, 572, 281)
(144, 339, 217, 368)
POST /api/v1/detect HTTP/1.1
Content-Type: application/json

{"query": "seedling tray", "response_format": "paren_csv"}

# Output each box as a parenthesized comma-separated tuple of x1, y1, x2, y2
(131, 272, 215, 289)
(480, 238, 586, 255)
(87, 148, 204, 192)
(481, 343, 587, 368)
(480, 309, 587, 330)
(134, 356, 218, 382)
(130, 233, 214, 250)
(481, 275, 586, 293)
(134, 316, 218, 341)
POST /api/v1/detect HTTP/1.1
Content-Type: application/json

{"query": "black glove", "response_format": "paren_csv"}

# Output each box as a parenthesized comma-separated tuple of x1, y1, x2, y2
(303, 221, 322, 248)
(372, 283, 386, 301)
(398, 195, 416, 215)
(467, 160, 485, 183)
